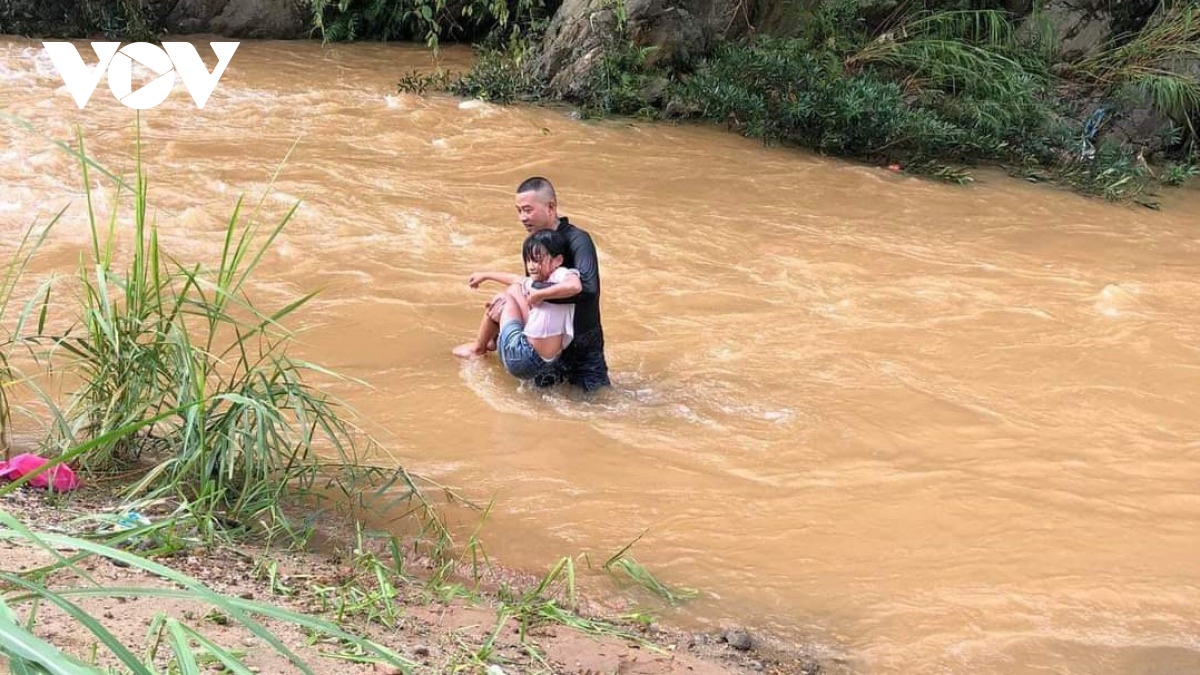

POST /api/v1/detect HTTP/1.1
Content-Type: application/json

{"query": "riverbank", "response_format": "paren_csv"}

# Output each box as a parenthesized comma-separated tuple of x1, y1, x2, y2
(6, 2, 1198, 205)
(428, 4, 1200, 207)
(0, 483, 823, 674)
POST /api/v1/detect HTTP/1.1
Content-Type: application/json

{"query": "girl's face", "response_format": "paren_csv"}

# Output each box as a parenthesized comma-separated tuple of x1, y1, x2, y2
(525, 247, 562, 281)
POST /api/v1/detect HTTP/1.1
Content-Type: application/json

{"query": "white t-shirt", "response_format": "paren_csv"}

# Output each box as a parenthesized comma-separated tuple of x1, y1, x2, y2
(522, 267, 577, 352)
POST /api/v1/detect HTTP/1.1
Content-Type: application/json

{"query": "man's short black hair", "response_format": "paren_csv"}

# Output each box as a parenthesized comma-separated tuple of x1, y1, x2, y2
(516, 176, 557, 203)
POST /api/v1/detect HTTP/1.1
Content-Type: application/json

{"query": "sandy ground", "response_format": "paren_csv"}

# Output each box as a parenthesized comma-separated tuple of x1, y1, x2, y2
(0, 487, 822, 675)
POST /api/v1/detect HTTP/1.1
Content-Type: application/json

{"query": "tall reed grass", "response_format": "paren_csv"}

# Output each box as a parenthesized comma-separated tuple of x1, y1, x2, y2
(0, 121, 446, 672)
(1075, 3, 1200, 141)
(0, 124, 444, 541)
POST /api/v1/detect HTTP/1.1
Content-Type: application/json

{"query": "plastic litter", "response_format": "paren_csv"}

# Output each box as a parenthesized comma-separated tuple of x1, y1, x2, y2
(114, 510, 152, 530)
(0, 453, 81, 492)
(1080, 107, 1109, 160)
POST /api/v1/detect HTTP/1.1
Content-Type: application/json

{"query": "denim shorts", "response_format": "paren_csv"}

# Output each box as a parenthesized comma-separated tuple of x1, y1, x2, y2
(499, 320, 554, 381)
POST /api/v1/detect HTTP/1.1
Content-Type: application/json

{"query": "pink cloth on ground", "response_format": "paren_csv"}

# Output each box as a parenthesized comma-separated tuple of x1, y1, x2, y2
(0, 453, 81, 492)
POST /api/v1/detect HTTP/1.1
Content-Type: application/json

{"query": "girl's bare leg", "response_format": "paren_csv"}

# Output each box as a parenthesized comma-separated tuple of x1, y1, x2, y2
(502, 284, 530, 324)
(452, 293, 505, 358)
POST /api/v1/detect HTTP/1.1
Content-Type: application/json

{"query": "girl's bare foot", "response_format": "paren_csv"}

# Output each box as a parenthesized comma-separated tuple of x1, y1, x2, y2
(452, 342, 487, 358)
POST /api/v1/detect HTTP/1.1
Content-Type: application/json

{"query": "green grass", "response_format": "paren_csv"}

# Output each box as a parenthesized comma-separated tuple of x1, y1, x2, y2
(0, 510, 415, 675)
(1074, 3, 1200, 140)
(603, 535, 698, 606)
(0, 123, 443, 543)
(0, 120, 460, 673)
(0, 208, 61, 453)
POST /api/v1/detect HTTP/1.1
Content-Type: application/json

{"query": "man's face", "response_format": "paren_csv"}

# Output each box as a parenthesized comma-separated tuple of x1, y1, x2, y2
(516, 191, 556, 233)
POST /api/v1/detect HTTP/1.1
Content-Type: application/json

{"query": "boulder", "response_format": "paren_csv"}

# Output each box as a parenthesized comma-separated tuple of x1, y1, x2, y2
(164, 0, 310, 39)
(1101, 105, 1175, 153)
(1040, 0, 1112, 60)
(530, 0, 750, 99)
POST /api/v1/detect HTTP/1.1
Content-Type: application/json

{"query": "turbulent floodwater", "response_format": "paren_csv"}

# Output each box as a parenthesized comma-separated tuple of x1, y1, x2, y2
(3, 37, 1200, 675)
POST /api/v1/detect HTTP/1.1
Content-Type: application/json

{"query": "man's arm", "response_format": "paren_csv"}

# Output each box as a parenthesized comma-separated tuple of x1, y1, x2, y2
(547, 230, 599, 305)
(528, 270, 582, 306)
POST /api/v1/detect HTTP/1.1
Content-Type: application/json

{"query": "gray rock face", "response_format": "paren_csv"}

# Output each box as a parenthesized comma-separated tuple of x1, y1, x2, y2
(530, 0, 750, 98)
(163, 0, 310, 39)
(1041, 0, 1112, 60)
(1103, 105, 1174, 153)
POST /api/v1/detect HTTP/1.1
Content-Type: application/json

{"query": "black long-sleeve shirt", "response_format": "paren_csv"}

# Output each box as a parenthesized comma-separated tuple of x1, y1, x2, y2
(533, 217, 602, 335)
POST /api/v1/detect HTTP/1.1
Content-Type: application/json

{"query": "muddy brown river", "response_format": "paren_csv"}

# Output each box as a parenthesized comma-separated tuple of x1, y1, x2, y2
(3, 38, 1200, 675)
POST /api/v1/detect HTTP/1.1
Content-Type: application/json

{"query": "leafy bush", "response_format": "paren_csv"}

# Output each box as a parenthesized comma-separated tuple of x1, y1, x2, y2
(444, 48, 546, 102)
(0, 0, 160, 39)
(579, 42, 662, 118)
(672, 38, 964, 159)
(667, 11, 1065, 174)
(310, 0, 547, 47)
(1160, 161, 1199, 186)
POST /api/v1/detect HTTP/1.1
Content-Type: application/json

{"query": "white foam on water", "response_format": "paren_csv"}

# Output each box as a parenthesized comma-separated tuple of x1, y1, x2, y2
(458, 99, 498, 116)
(0, 62, 26, 84)
(1093, 283, 1140, 318)
(26, 152, 58, 169)
(29, 47, 62, 80)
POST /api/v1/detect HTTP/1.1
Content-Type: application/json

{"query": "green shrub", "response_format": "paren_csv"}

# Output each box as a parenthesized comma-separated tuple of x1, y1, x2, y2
(671, 39, 963, 158)
(668, 11, 1065, 172)
(0, 0, 159, 40)
(309, 0, 547, 47)
(579, 42, 662, 118)
(445, 47, 545, 102)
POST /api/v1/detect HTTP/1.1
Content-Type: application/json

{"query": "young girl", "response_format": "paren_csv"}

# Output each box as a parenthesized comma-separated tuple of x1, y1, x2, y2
(462, 229, 581, 381)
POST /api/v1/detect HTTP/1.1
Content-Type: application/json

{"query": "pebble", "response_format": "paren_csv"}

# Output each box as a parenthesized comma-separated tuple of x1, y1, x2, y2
(724, 628, 753, 651)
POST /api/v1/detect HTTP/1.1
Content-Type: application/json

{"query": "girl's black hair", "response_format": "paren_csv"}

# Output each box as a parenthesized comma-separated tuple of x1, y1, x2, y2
(522, 229, 568, 264)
